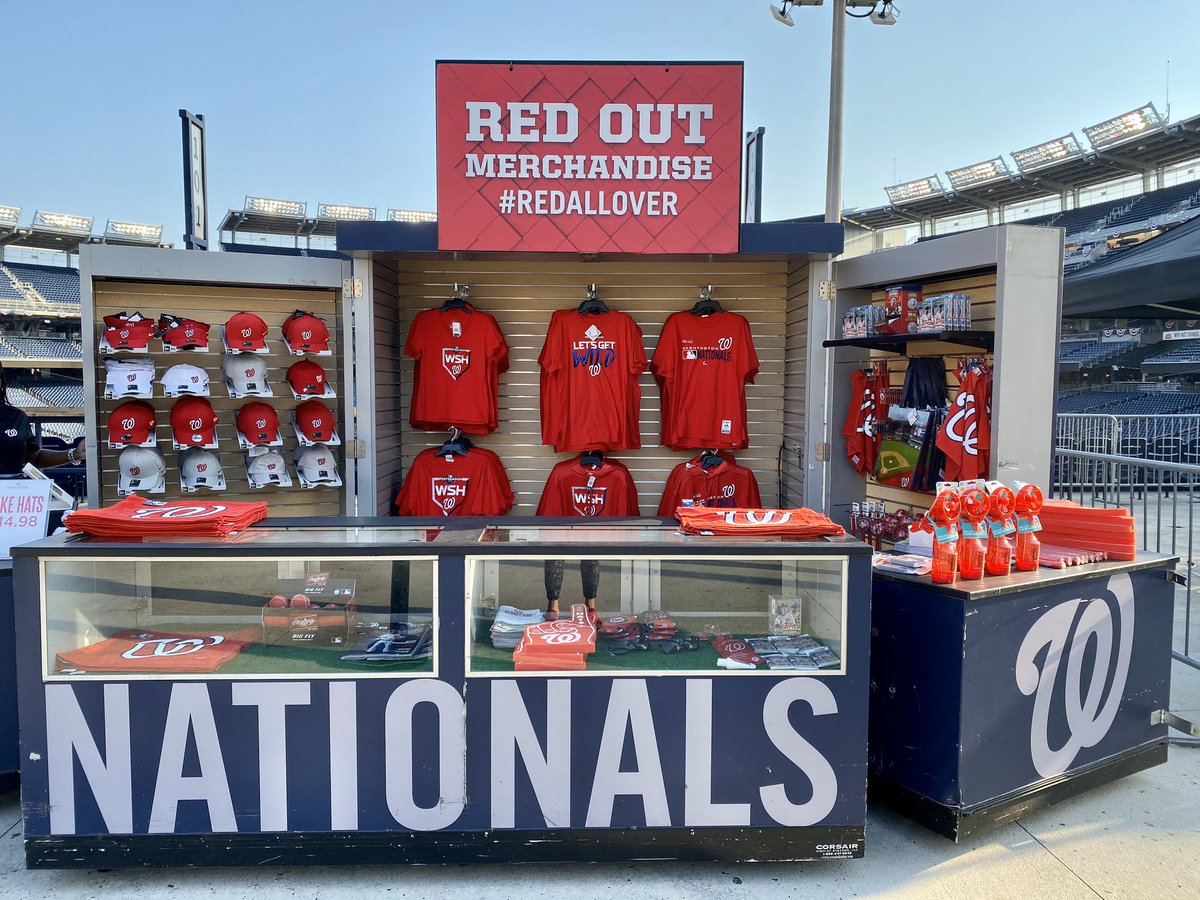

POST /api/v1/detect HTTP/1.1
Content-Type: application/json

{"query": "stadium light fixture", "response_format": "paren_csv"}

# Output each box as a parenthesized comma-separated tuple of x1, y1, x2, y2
(388, 209, 438, 224)
(946, 157, 1011, 190)
(244, 196, 307, 217)
(1011, 134, 1082, 172)
(104, 220, 164, 243)
(1083, 104, 1162, 149)
(0, 205, 20, 226)
(884, 175, 944, 204)
(317, 203, 376, 221)
(33, 211, 94, 233)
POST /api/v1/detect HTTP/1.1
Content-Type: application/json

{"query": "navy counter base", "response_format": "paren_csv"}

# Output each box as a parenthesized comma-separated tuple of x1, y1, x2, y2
(868, 554, 1177, 841)
(14, 517, 873, 868)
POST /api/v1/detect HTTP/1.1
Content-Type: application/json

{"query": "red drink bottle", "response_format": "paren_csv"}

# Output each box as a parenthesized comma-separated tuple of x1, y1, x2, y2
(957, 486, 988, 580)
(985, 484, 1016, 577)
(929, 488, 962, 585)
(1013, 483, 1044, 572)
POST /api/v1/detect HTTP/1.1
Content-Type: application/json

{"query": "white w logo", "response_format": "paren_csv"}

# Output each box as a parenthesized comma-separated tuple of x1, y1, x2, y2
(1015, 573, 1134, 778)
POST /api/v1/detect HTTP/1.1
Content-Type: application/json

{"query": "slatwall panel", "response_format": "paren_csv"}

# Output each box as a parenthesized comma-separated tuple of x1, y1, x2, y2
(379, 258, 791, 516)
(371, 258, 405, 515)
(92, 280, 346, 516)
(862, 271, 997, 515)
(781, 259, 809, 506)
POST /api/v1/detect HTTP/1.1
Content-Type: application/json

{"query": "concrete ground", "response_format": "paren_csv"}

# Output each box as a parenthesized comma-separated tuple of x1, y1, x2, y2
(1, 658, 1196, 899)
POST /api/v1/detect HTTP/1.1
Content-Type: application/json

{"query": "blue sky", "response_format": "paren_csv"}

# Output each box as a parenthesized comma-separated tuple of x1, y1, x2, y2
(3, 0, 1198, 242)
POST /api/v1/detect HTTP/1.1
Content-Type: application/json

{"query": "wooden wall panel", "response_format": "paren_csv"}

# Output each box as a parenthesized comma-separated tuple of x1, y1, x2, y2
(380, 258, 793, 517)
(92, 279, 345, 516)
(372, 258, 406, 515)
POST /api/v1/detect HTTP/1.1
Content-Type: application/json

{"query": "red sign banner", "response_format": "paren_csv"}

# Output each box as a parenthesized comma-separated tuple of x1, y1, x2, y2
(436, 61, 744, 254)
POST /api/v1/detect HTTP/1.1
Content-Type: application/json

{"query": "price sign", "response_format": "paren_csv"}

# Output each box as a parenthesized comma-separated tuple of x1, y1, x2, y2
(0, 479, 52, 558)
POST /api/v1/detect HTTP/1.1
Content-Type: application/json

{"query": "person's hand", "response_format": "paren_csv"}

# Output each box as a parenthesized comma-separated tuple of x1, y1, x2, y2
(70, 438, 86, 465)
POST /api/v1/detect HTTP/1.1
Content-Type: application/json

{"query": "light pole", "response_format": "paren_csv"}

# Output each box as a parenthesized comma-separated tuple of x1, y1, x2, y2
(769, 0, 898, 223)
(769, 0, 898, 510)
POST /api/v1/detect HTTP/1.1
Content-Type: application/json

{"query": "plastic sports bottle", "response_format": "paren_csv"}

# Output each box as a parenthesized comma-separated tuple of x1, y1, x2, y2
(957, 485, 988, 580)
(928, 486, 962, 585)
(1013, 482, 1044, 572)
(984, 483, 1016, 577)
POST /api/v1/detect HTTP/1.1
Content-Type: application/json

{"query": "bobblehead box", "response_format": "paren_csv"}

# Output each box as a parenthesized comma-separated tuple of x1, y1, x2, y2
(262, 572, 357, 648)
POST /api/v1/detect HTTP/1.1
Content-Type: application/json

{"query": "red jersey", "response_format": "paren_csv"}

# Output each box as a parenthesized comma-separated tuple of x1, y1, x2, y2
(56, 629, 254, 674)
(651, 310, 759, 450)
(937, 361, 992, 481)
(395, 446, 514, 517)
(842, 370, 879, 476)
(538, 309, 647, 452)
(657, 454, 761, 515)
(536, 456, 640, 517)
(404, 304, 509, 434)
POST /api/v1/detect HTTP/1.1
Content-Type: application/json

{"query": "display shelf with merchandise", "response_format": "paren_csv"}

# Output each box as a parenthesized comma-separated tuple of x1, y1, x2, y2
(14, 517, 872, 868)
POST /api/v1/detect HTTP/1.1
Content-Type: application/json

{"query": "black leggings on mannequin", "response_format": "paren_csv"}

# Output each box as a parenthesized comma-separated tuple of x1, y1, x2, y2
(544, 559, 601, 602)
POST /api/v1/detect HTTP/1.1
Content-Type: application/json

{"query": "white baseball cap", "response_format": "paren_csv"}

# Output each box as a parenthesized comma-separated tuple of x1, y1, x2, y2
(246, 449, 290, 487)
(294, 443, 340, 486)
(104, 358, 155, 398)
(179, 448, 226, 492)
(117, 446, 166, 495)
(160, 364, 210, 397)
(222, 353, 271, 397)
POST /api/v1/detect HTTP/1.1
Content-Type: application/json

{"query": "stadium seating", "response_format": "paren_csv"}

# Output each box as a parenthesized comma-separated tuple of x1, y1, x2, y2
(4, 263, 80, 305)
(1058, 338, 1138, 367)
(6, 337, 82, 360)
(1143, 341, 1200, 365)
(0, 266, 26, 303)
(5, 386, 47, 407)
(25, 381, 84, 407)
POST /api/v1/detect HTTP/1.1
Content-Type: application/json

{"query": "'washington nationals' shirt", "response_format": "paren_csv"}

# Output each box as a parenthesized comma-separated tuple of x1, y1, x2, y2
(395, 446, 514, 517)
(657, 454, 762, 515)
(536, 456, 640, 517)
(651, 310, 759, 450)
(404, 304, 509, 434)
(539, 309, 647, 452)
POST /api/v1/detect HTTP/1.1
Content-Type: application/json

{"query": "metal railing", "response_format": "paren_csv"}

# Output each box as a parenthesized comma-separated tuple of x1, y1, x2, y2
(1056, 414, 1200, 464)
(1051, 447, 1199, 669)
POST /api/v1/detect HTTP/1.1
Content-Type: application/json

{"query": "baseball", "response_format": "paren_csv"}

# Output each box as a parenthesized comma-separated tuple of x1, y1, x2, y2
(267, 595, 288, 608)
(290, 594, 312, 608)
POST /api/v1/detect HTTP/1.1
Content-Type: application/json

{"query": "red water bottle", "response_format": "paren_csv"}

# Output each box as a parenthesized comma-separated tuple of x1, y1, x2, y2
(985, 484, 1016, 577)
(929, 487, 962, 585)
(1013, 482, 1044, 572)
(957, 485, 988, 580)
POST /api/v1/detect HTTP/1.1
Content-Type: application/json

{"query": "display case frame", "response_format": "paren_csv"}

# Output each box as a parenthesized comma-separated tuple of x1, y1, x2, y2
(14, 516, 874, 868)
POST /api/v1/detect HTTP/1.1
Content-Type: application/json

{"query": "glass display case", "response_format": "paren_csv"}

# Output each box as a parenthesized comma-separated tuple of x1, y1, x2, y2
(14, 518, 874, 869)
(38, 526, 441, 679)
(466, 526, 847, 675)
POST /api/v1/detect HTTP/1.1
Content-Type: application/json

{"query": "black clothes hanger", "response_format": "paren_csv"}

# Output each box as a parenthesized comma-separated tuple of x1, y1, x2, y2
(690, 284, 723, 317)
(577, 283, 609, 315)
(441, 282, 473, 312)
(700, 449, 723, 470)
(436, 427, 473, 457)
(579, 450, 604, 469)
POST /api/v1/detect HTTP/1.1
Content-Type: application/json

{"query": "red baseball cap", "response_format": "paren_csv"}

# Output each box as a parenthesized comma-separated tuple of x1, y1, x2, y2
(235, 402, 281, 445)
(170, 396, 219, 447)
(282, 311, 330, 353)
(159, 315, 211, 350)
(103, 314, 155, 351)
(107, 400, 157, 445)
(285, 359, 328, 396)
(225, 312, 269, 351)
(294, 399, 336, 443)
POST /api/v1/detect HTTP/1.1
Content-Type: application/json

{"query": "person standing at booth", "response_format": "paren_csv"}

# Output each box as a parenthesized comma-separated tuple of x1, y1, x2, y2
(0, 367, 84, 477)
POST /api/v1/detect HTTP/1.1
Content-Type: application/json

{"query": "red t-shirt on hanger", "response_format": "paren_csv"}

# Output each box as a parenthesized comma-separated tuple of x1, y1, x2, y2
(395, 446, 515, 517)
(536, 456, 640, 517)
(657, 454, 762, 515)
(538, 309, 647, 452)
(651, 309, 759, 450)
(404, 304, 509, 434)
